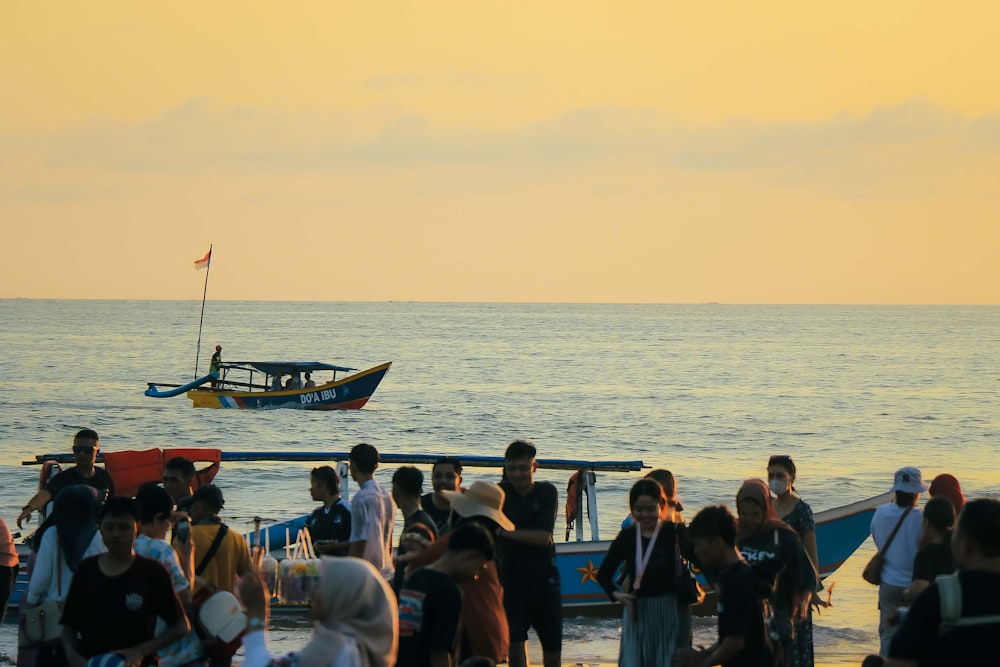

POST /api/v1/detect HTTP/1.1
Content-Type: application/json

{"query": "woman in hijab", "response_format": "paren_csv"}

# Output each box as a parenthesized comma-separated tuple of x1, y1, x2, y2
(240, 556, 398, 667)
(735, 479, 816, 667)
(928, 473, 965, 515)
(25, 485, 106, 667)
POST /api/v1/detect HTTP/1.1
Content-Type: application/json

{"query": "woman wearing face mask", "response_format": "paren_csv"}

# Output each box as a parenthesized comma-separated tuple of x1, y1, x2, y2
(767, 455, 819, 667)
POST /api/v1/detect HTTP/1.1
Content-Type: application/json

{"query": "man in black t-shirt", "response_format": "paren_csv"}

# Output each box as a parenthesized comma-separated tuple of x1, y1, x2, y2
(397, 523, 495, 667)
(678, 505, 772, 667)
(61, 497, 188, 667)
(391, 466, 438, 592)
(305, 465, 352, 556)
(497, 440, 561, 667)
(887, 499, 1000, 667)
(18, 429, 115, 528)
(421, 457, 463, 534)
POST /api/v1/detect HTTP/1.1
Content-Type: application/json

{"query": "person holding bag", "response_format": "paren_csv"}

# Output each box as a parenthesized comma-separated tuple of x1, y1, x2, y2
(868, 467, 926, 657)
(596, 479, 688, 667)
(22, 485, 106, 667)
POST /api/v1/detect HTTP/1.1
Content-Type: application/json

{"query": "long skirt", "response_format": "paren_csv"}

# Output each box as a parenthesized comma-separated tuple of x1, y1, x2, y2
(619, 593, 681, 667)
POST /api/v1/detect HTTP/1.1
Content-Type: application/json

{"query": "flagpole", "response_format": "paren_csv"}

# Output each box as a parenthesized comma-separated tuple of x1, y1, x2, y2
(194, 244, 213, 379)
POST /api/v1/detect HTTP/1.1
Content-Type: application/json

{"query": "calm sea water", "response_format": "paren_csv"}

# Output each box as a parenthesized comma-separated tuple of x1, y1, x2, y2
(2, 300, 999, 665)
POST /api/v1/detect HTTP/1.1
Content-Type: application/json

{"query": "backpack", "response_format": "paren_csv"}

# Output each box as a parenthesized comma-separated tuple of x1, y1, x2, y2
(936, 572, 1000, 634)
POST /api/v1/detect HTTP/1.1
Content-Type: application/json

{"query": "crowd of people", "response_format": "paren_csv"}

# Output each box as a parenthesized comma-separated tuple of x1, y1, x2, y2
(4, 428, 1000, 667)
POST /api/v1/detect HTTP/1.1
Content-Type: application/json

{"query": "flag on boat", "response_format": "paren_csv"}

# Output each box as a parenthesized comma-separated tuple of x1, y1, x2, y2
(194, 249, 211, 271)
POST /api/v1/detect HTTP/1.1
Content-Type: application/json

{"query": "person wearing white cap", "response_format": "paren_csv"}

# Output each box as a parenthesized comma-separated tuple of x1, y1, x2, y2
(869, 466, 927, 656)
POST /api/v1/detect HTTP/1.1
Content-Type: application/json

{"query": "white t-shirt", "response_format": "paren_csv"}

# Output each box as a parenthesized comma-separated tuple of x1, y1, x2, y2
(349, 479, 395, 581)
(870, 502, 924, 588)
(26, 528, 105, 605)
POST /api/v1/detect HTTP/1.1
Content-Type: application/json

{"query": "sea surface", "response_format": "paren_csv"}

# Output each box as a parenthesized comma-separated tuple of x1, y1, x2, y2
(1, 300, 999, 665)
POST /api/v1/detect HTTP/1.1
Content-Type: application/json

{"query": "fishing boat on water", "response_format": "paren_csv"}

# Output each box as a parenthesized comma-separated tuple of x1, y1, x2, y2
(145, 360, 392, 410)
(11, 449, 887, 617)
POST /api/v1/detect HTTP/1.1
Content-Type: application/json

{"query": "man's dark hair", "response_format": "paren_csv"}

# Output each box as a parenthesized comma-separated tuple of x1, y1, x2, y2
(136, 483, 174, 524)
(75, 428, 99, 442)
(895, 491, 917, 508)
(504, 440, 536, 461)
(349, 443, 379, 474)
(448, 523, 495, 561)
(191, 484, 225, 512)
(958, 498, 1000, 558)
(392, 466, 424, 497)
(100, 496, 139, 522)
(311, 466, 340, 493)
(164, 456, 196, 480)
(688, 505, 738, 548)
(433, 456, 463, 476)
(923, 496, 956, 534)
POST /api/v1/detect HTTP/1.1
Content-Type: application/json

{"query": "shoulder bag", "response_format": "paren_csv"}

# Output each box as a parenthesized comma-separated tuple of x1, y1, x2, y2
(862, 506, 912, 586)
(18, 542, 65, 648)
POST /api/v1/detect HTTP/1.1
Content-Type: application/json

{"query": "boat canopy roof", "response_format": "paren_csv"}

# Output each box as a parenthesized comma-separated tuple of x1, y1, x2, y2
(223, 361, 357, 375)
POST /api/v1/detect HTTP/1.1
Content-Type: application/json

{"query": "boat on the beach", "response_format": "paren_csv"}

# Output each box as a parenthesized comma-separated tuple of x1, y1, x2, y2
(145, 360, 392, 410)
(11, 449, 887, 617)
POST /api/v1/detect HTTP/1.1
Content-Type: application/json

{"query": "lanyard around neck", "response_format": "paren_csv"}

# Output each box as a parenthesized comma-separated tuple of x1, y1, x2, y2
(634, 520, 664, 591)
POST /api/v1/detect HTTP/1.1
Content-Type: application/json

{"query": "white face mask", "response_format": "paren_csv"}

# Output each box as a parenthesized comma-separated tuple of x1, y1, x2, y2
(769, 479, 789, 496)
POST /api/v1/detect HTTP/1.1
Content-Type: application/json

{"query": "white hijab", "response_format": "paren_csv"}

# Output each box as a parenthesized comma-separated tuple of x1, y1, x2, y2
(297, 557, 398, 667)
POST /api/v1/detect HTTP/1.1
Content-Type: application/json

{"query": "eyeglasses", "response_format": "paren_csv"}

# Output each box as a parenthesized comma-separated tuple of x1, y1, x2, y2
(73, 445, 96, 454)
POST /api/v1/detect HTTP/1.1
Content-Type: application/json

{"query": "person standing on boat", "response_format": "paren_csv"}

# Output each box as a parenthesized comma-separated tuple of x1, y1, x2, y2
(497, 440, 562, 667)
(210, 345, 222, 387)
(347, 444, 396, 581)
(596, 478, 687, 667)
(17, 429, 115, 529)
(302, 372, 316, 389)
(870, 467, 926, 657)
(306, 466, 352, 557)
(767, 455, 820, 667)
(421, 457, 463, 534)
(391, 466, 439, 593)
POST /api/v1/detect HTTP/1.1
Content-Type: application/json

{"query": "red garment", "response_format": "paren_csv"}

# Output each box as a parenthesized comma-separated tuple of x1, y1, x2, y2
(408, 532, 509, 663)
(929, 474, 965, 514)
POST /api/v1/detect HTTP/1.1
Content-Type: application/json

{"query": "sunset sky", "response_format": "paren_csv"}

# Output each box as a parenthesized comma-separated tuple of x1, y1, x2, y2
(2, 1, 998, 303)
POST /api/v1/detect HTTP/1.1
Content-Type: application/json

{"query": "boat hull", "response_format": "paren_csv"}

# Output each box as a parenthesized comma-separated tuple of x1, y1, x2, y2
(186, 362, 391, 410)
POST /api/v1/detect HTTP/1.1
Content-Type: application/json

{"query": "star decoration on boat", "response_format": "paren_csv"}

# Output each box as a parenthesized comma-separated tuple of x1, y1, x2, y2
(576, 558, 599, 585)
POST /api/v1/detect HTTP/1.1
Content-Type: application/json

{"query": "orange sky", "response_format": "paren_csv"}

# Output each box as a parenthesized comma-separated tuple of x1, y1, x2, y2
(2, 1, 999, 303)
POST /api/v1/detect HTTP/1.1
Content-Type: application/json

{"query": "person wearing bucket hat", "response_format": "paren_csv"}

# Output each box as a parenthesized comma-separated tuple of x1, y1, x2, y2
(401, 481, 514, 664)
(869, 467, 926, 656)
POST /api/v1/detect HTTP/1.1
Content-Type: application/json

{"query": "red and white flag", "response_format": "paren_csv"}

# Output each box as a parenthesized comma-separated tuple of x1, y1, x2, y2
(194, 249, 211, 271)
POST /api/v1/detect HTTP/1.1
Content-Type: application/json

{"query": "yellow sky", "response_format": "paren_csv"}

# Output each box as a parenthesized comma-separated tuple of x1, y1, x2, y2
(2, 1, 999, 303)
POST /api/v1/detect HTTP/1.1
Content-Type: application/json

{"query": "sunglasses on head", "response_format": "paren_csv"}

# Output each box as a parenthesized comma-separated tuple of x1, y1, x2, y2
(73, 445, 95, 454)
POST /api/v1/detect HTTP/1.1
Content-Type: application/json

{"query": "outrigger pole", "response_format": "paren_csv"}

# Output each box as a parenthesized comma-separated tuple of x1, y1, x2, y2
(194, 244, 213, 380)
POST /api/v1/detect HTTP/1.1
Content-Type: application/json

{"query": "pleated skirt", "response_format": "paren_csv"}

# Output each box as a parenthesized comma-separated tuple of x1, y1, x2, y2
(618, 593, 681, 667)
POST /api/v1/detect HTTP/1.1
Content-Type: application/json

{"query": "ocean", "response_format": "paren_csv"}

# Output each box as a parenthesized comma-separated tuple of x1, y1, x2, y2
(1, 300, 999, 665)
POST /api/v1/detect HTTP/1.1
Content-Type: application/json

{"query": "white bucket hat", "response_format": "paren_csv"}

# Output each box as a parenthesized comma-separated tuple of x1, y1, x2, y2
(892, 466, 929, 494)
(198, 590, 248, 642)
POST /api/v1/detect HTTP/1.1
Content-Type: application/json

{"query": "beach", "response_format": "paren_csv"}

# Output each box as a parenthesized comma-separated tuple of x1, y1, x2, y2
(1, 300, 999, 665)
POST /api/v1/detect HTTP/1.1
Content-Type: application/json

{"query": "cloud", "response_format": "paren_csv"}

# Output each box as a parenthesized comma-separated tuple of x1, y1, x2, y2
(3, 98, 999, 202)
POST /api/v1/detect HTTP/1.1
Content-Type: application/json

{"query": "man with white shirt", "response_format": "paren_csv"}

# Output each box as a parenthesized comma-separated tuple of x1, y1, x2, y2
(347, 443, 395, 581)
(870, 466, 927, 656)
